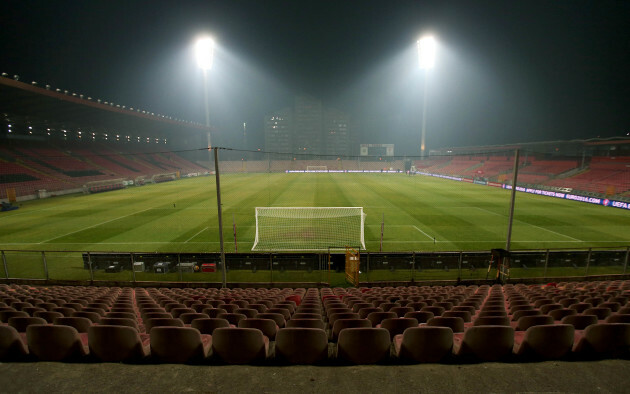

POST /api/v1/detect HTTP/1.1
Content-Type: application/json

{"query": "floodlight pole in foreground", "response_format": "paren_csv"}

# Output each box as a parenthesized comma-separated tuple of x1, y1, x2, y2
(195, 37, 214, 165)
(203, 69, 211, 147)
(505, 149, 520, 252)
(420, 78, 429, 158)
(196, 37, 226, 287)
(214, 147, 227, 288)
(417, 35, 435, 158)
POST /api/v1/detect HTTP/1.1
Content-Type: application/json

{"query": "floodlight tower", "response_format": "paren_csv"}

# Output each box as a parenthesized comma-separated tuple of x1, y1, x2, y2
(417, 35, 435, 157)
(195, 36, 215, 149)
(195, 36, 227, 289)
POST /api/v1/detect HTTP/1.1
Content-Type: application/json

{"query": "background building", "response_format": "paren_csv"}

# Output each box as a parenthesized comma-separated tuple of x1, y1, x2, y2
(264, 95, 353, 156)
(263, 107, 292, 153)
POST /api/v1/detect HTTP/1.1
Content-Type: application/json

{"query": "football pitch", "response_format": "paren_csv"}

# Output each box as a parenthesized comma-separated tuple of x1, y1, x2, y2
(1, 172, 629, 253)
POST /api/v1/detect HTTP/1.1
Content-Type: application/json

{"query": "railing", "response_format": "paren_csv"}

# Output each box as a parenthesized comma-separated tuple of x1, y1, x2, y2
(1, 246, 628, 288)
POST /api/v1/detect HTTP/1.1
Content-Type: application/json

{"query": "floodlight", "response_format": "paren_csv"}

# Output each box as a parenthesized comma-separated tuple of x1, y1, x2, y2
(195, 37, 215, 70)
(417, 36, 436, 69)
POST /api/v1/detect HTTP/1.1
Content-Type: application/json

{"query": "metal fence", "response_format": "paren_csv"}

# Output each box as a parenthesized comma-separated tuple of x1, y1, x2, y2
(2, 247, 628, 287)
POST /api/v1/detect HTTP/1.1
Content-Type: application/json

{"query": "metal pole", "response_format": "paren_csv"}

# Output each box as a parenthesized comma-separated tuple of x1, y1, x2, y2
(87, 252, 94, 282)
(233, 214, 238, 253)
(584, 248, 592, 277)
(319, 254, 323, 285)
(420, 69, 429, 158)
(41, 251, 49, 280)
(543, 249, 550, 278)
(203, 69, 213, 171)
(458, 251, 463, 283)
(178, 254, 182, 282)
(412, 251, 416, 282)
(623, 247, 629, 274)
(380, 213, 384, 252)
(131, 253, 136, 283)
(214, 147, 227, 288)
(327, 250, 331, 286)
(366, 252, 370, 283)
(2, 251, 8, 279)
(505, 149, 520, 251)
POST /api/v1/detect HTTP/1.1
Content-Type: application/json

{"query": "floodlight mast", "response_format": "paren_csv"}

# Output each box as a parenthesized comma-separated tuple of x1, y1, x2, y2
(195, 37, 214, 148)
(417, 35, 435, 158)
(196, 36, 226, 288)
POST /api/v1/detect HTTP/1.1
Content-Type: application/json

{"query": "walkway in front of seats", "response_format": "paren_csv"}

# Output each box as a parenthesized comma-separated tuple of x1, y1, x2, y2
(1, 359, 629, 393)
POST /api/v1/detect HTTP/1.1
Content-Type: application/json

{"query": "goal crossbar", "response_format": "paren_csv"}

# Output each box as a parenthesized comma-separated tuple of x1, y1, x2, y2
(252, 207, 366, 251)
(306, 165, 328, 172)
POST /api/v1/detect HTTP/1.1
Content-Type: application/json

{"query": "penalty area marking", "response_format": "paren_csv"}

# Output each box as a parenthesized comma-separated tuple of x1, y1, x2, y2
(185, 227, 208, 243)
(39, 207, 154, 244)
(412, 225, 435, 241)
(473, 207, 582, 242)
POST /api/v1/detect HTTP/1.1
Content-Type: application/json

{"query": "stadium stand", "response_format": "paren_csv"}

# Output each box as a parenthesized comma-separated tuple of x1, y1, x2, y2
(410, 153, 629, 199)
(0, 140, 207, 199)
(2, 281, 630, 364)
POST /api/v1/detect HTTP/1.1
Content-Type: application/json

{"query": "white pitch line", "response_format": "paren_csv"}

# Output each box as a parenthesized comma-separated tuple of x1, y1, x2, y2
(185, 227, 208, 243)
(473, 207, 582, 242)
(412, 225, 435, 241)
(39, 207, 154, 244)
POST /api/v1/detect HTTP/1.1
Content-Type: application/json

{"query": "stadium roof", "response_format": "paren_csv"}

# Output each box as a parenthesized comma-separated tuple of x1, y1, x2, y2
(0, 75, 210, 137)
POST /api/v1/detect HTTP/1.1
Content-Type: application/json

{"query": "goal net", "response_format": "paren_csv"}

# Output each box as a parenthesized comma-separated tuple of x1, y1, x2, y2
(306, 165, 328, 172)
(252, 207, 366, 251)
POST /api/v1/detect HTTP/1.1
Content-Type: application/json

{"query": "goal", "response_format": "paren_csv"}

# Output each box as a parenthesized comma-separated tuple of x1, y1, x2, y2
(306, 165, 328, 172)
(151, 172, 177, 183)
(252, 207, 366, 251)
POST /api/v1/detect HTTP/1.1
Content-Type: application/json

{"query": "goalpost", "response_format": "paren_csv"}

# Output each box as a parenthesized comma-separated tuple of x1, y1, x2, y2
(252, 207, 366, 251)
(306, 165, 328, 172)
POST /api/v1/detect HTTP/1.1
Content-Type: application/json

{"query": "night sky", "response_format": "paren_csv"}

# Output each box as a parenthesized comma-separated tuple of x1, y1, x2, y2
(1, 0, 629, 155)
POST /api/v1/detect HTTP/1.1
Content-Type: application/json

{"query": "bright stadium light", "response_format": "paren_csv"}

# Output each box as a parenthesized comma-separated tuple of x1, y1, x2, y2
(417, 35, 436, 157)
(195, 37, 215, 70)
(417, 35, 436, 69)
(195, 35, 215, 149)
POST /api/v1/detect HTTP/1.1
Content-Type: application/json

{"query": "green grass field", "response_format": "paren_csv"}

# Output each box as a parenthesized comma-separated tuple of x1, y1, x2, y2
(2, 173, 629, 252)
(0, 173, 628, 284)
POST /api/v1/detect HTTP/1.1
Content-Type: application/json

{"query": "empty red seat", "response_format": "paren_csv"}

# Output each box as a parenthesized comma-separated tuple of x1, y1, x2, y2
(8, 316, 47, 332)
(211, 327, 268, 364)
(427, 316, 464, 333)
(275, 327, 328, 364)
(0, 325, 29, 361)
(513, 324, 574, 360)
(394, 326, 453, 363)
(573, 323, 630, 359)
(191, 318, 230, 335)
(453, 326, 514, 362)
(366, 311, 397, 327)
(404, 311, 434, 323)
(515, 315, 554, 331)
(150, 326, 210, 364)
(27, 325, 88, 362)
(238, 318, 278, 340)
(473, 316, 511, 326)
(337, 327, 391, 365)
(286, 318, 326, 330)
(561, 314, 598, 330)
(88, 325, 149, 363)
